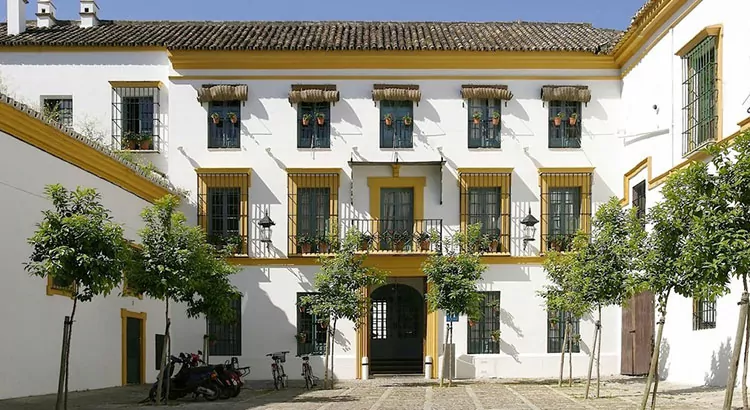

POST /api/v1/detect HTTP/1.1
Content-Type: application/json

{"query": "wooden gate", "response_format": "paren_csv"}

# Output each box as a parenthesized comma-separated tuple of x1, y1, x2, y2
(621, 291, 655, 376)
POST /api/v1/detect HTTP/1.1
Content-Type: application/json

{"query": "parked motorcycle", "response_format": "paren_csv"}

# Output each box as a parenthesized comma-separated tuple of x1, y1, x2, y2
(148, 353, 222, 402)
(187, 352, 249, 399)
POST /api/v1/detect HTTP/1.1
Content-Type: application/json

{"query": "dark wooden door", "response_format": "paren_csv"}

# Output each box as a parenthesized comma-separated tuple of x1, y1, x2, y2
(621, 291, 655, 375)
(370, 284, 424, 374)
(126, 317, 143, 384)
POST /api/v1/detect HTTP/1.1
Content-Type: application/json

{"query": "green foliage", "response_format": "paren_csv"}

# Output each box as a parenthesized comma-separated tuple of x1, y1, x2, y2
(299, 228, 387, 327)
(25, 184, 129, 302)
(423, 223, 487, 319)
(127, 195, 241, 323)
(539, 232, 592, 318)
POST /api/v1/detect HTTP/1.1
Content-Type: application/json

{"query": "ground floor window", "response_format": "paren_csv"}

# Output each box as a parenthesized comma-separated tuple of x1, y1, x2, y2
(467, 291, 501, 354)
(693, 298, 716, 330)
(207, 296, 242, 356)
(297, 293, 327, 355)
(547, 311, 580, 353)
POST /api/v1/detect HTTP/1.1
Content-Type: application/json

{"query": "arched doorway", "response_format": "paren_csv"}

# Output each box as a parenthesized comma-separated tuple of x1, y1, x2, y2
(370, 283, 424, 374)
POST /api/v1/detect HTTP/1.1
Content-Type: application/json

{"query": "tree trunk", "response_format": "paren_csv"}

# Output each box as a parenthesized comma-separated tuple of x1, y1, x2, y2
(330, 320, 337, 389)
(55, 316, 70, 410)
(584, 309, 599, 399)
(63, 293, 78, 410)
(323, 320, 331, 389)
(724, 291, 750, 410)
(440, 322, 450, 387)
(448, 323, 454, 387)
(559, 321, 569, 387)
(640, 302, 667, 410)
(568, 321, 573, 387)
(596, 306, 602, 398)
(743, 276, 749, 410)
(156, 300, 171, 405)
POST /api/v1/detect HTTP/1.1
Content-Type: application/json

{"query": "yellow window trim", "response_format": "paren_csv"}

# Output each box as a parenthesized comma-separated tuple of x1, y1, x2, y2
(46, 277, 75, 298)
(109, 81, 163, 89)
(196, 168, 252, 255)
(366, 176, 427, 255)
(120, 309, 147, 386)
(457, 168, 513, 254)
(287, 169, 341, 255)
(675, 25, 722, 57)
(538, 169, 593, 253)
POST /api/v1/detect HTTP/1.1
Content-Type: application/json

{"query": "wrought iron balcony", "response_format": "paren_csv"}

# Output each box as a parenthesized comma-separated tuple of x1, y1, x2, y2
(548, 120, 581, 148)
(380, 119, 414, 149)
(345, 219, 443, 253)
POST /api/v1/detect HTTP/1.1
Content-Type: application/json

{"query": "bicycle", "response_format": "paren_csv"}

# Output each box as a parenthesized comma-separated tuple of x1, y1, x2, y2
(266, 351, 289, 390)
(298, 354, 317, 389)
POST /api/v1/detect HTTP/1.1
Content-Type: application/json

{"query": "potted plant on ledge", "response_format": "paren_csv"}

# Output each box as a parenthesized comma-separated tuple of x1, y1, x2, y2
(491, 111, 501, 126)
(358, 232, 373, 251)
(227, 112, 238, 124)
(553, 112, 565, 126)
(302, 113, 312, 126)
(317, 235, 331, 254)
(568, 112, 578, 126)
(297, 233, 316, 254)
(295, 332, 308, 344)
(418, 232, 431, 251)
(211, 112, 222, 124)
(491, 330, 501, 342)
(391, 230, 411, 251)
(472, 111, 482, 124)
(225, 234, 244, 255)
(315, 112, 325, 126)
(384, 113, 393, 126)
(402, 114, 413, 126)
(138, 133, 153, 150)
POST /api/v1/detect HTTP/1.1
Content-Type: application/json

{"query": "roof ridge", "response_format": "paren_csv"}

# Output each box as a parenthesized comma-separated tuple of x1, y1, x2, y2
(0, 92, 183, 198)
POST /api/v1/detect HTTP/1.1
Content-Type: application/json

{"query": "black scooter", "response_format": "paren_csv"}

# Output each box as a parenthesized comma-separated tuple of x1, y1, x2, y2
(148, 353, 222, 402)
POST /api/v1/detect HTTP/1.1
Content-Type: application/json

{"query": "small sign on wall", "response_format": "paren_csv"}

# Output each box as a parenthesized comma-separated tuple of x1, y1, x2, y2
(446, 313, 458, 323)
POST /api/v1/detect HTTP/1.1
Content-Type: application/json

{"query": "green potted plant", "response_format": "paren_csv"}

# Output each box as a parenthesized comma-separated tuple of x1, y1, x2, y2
(358, 233, 373, 251)
(391, 230, 411, 251)
(315, 112, 325, 126)
(553, 112, 565, 126)
(227, 112, 238, 124)
(302, 113, 312, 126)
(417, 232, 431, 251)
(122, 131, 139, 150)
(211, 112, 222, 124)
(384, 113, 393, 126)
(568, 112, 578, 126)
(317, 235, 331, 254)
(225, 234, 244, 255)
(297, 233, 316, 254)
(472, 111, 482, 124)
(402, 114, 413, 126)
(491, 110, 501, 126)
(487, 300, 500, 313)
(491, 329, 501, 342)
(488, 235, 500, 253)
(549, 316, 559, 327)
(138, 133, 153, 150)
(295, 332, 308, 344)
(572, 334, 581, 343)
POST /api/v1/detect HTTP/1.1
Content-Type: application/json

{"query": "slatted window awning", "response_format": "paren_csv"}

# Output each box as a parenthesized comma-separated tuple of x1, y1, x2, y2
(460, 85, 514, 101)
(288, 84, 340, 105)
(540, 85, 591, 103)
(371, 84, 421, 104)
(197, 84, 249, 103)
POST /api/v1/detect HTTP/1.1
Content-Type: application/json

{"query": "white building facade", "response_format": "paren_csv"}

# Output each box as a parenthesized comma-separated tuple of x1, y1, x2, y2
(0, 0, 748, 399)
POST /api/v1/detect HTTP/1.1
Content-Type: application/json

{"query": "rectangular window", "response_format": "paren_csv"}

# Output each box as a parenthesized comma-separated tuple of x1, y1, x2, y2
(468, 99, 501, 148)
(287, 171, 340, 255)
(547, 311, 580, 353)
(208, 100, 241, 149)
(467, 291, 501, 354)
(196, 170, 250, 256)
(297, 293, 327, 355)
(468, 188, 501, 237)
(207, 296, 242, 356)
(459, 170, 512, 253)
(693, 298, 716, 330)
(380, 100, 413, 148)
(548, 101, 582, 148)
(380, 188, 414, 251)
(112, 85, 160, 151)
(298, 102, 331, 149)
(46, 276, 75, 297)
(632, 180, 646, 227)
(681, 35, 718, 156)
(42, 97, 73, 126)
(540, 171, 592, 252)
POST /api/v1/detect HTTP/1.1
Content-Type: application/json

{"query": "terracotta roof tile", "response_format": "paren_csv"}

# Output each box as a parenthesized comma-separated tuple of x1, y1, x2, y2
(0, 20, 623, 53)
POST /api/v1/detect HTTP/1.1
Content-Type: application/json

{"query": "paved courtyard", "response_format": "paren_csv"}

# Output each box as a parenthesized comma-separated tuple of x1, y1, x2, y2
(0, 377, 739, 409)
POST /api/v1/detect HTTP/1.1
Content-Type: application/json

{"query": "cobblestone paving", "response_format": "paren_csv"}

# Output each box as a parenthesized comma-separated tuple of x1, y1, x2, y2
(0, 377, 739, 409)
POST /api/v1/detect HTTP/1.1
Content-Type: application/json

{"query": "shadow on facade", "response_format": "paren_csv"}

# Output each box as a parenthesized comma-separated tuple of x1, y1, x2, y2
(658, 337, 671, 381)
(704, 337, 731, 386)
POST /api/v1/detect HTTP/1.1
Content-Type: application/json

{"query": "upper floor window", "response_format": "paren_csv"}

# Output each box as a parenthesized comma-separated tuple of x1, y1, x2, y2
(548, 101, 582, 148)
(380, 100, 414, 149)
(208, 100, 241, 149)
(467, 99, 501, 148)
(196, 169, 250, 256)
(539, 170, 592, 252)
(632, 180, 646, 227)
(547, 311, 580, 353)
(42, 97, 73, 127)
(110, 82, 161, 152)
(287, 171, 340, 255)
(298, 102, 331, 149)
(458, 170, 512, 253)
(467, 291, 501, 354)
(680, 33, 718, 156)
(693, 298, 716, 330)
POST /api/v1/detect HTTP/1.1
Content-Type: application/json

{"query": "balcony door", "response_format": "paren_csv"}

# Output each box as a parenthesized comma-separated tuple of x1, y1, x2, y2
(379, 188, 414, 251)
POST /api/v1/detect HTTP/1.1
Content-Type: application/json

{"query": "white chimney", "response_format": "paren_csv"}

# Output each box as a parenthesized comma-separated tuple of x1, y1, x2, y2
(79, 0, 99, 28)
(36, 0, 56, 28)
(7, 0, 28, 35)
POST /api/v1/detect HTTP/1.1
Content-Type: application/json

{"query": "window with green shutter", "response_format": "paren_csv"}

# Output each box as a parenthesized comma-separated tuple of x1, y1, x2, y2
(547, 311, 580, 354)
(468, 187, 501, 237)
(298, 102, 331, 148)
(380, 100, 413, 148)
(296, 188, 331, 253)
(297, 293, 327, 355)
(547, 187, 581, 251)
(207, 296, 242, 356)
(467, 99, 501, 148)
(467, 291, 501, 354)
(681, 35, 717, 156)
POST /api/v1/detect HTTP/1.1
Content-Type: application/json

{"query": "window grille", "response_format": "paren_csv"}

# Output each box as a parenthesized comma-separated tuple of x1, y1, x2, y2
(42, 98, 73, 126)
(681, 36, 718, 156)
(459, 171, 512, 253)
(297, 293, 327, 355)
(632, 180, 646, 227)
(380, 100, 414, 148)
(111, 86, 160, 151)
(467, 291, 501, 354)
(207, 296, 242, 356)
(693, 298, 717, 330)
(196, 171, 249, 255)
(548, 101, 582, 148)
(208, 101, 241, 149)
(540, 172, 592, 252)
(467, 99, 501, 148)
(287, 172, 339, 255)
(297, 102, 331, 148)
(547, 311, 580, 353)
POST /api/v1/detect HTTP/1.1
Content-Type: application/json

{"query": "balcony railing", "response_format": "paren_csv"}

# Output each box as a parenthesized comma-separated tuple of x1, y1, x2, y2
(380, 119, 414, 149)
(346, 219, 443, 253)
(544, 233, 576, 252)
(208, 121, 241, 149)
(468, 119, 501, 148)
(548, 120, 581, 148)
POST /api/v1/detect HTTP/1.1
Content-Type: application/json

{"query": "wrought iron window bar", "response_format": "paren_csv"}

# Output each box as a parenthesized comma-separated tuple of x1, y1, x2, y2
(297, 102, 331, 149)
(693, 298, 716, 330)
(548, 101, 582, 148)
(540, 172, 592, 252)
(207, 296, 242, 356)
(111, 86, 161, 152)
(467, 291, 502, 354)
(459, 172, 511, 254)
(297, 293, 327, 355)
(681, 36, 718, 156)
(196, 172, 249, 256)
(345, 218, 443, 253)
(287, 172, 339, 255)
(380, 119, 414, 149)
(547, 311, 580, 354)
(208, 101, 241, 149)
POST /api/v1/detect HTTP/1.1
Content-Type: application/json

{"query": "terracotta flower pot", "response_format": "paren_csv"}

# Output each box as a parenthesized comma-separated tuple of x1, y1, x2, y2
(301, 243, 313, 254)
(420, 240, 430, 251)
(302, 118, 310, 126)
(468, 320, 476, 327)
(492, 117, 500, 126)
(212, 117, 221, 124)
(318, 242, 330, 253)
(359, 240, 371, 251)
(403, 118, 412, 126)
(140, 139, 152, 150)
(489, 239, 499, 253)
(553, 117, 562, 126)
(316, 117, 325, 126)
(569, 117, 577, 126)
(385, 118, 393, 126)
(230, 116, 238, 124)
(125, 140, 137, 150)
(473, 118, 481, 124)
(394, 241, 405, 251)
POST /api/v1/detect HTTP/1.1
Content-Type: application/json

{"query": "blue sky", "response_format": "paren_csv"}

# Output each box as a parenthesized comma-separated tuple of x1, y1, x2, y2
(2, 0, 645, 31)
